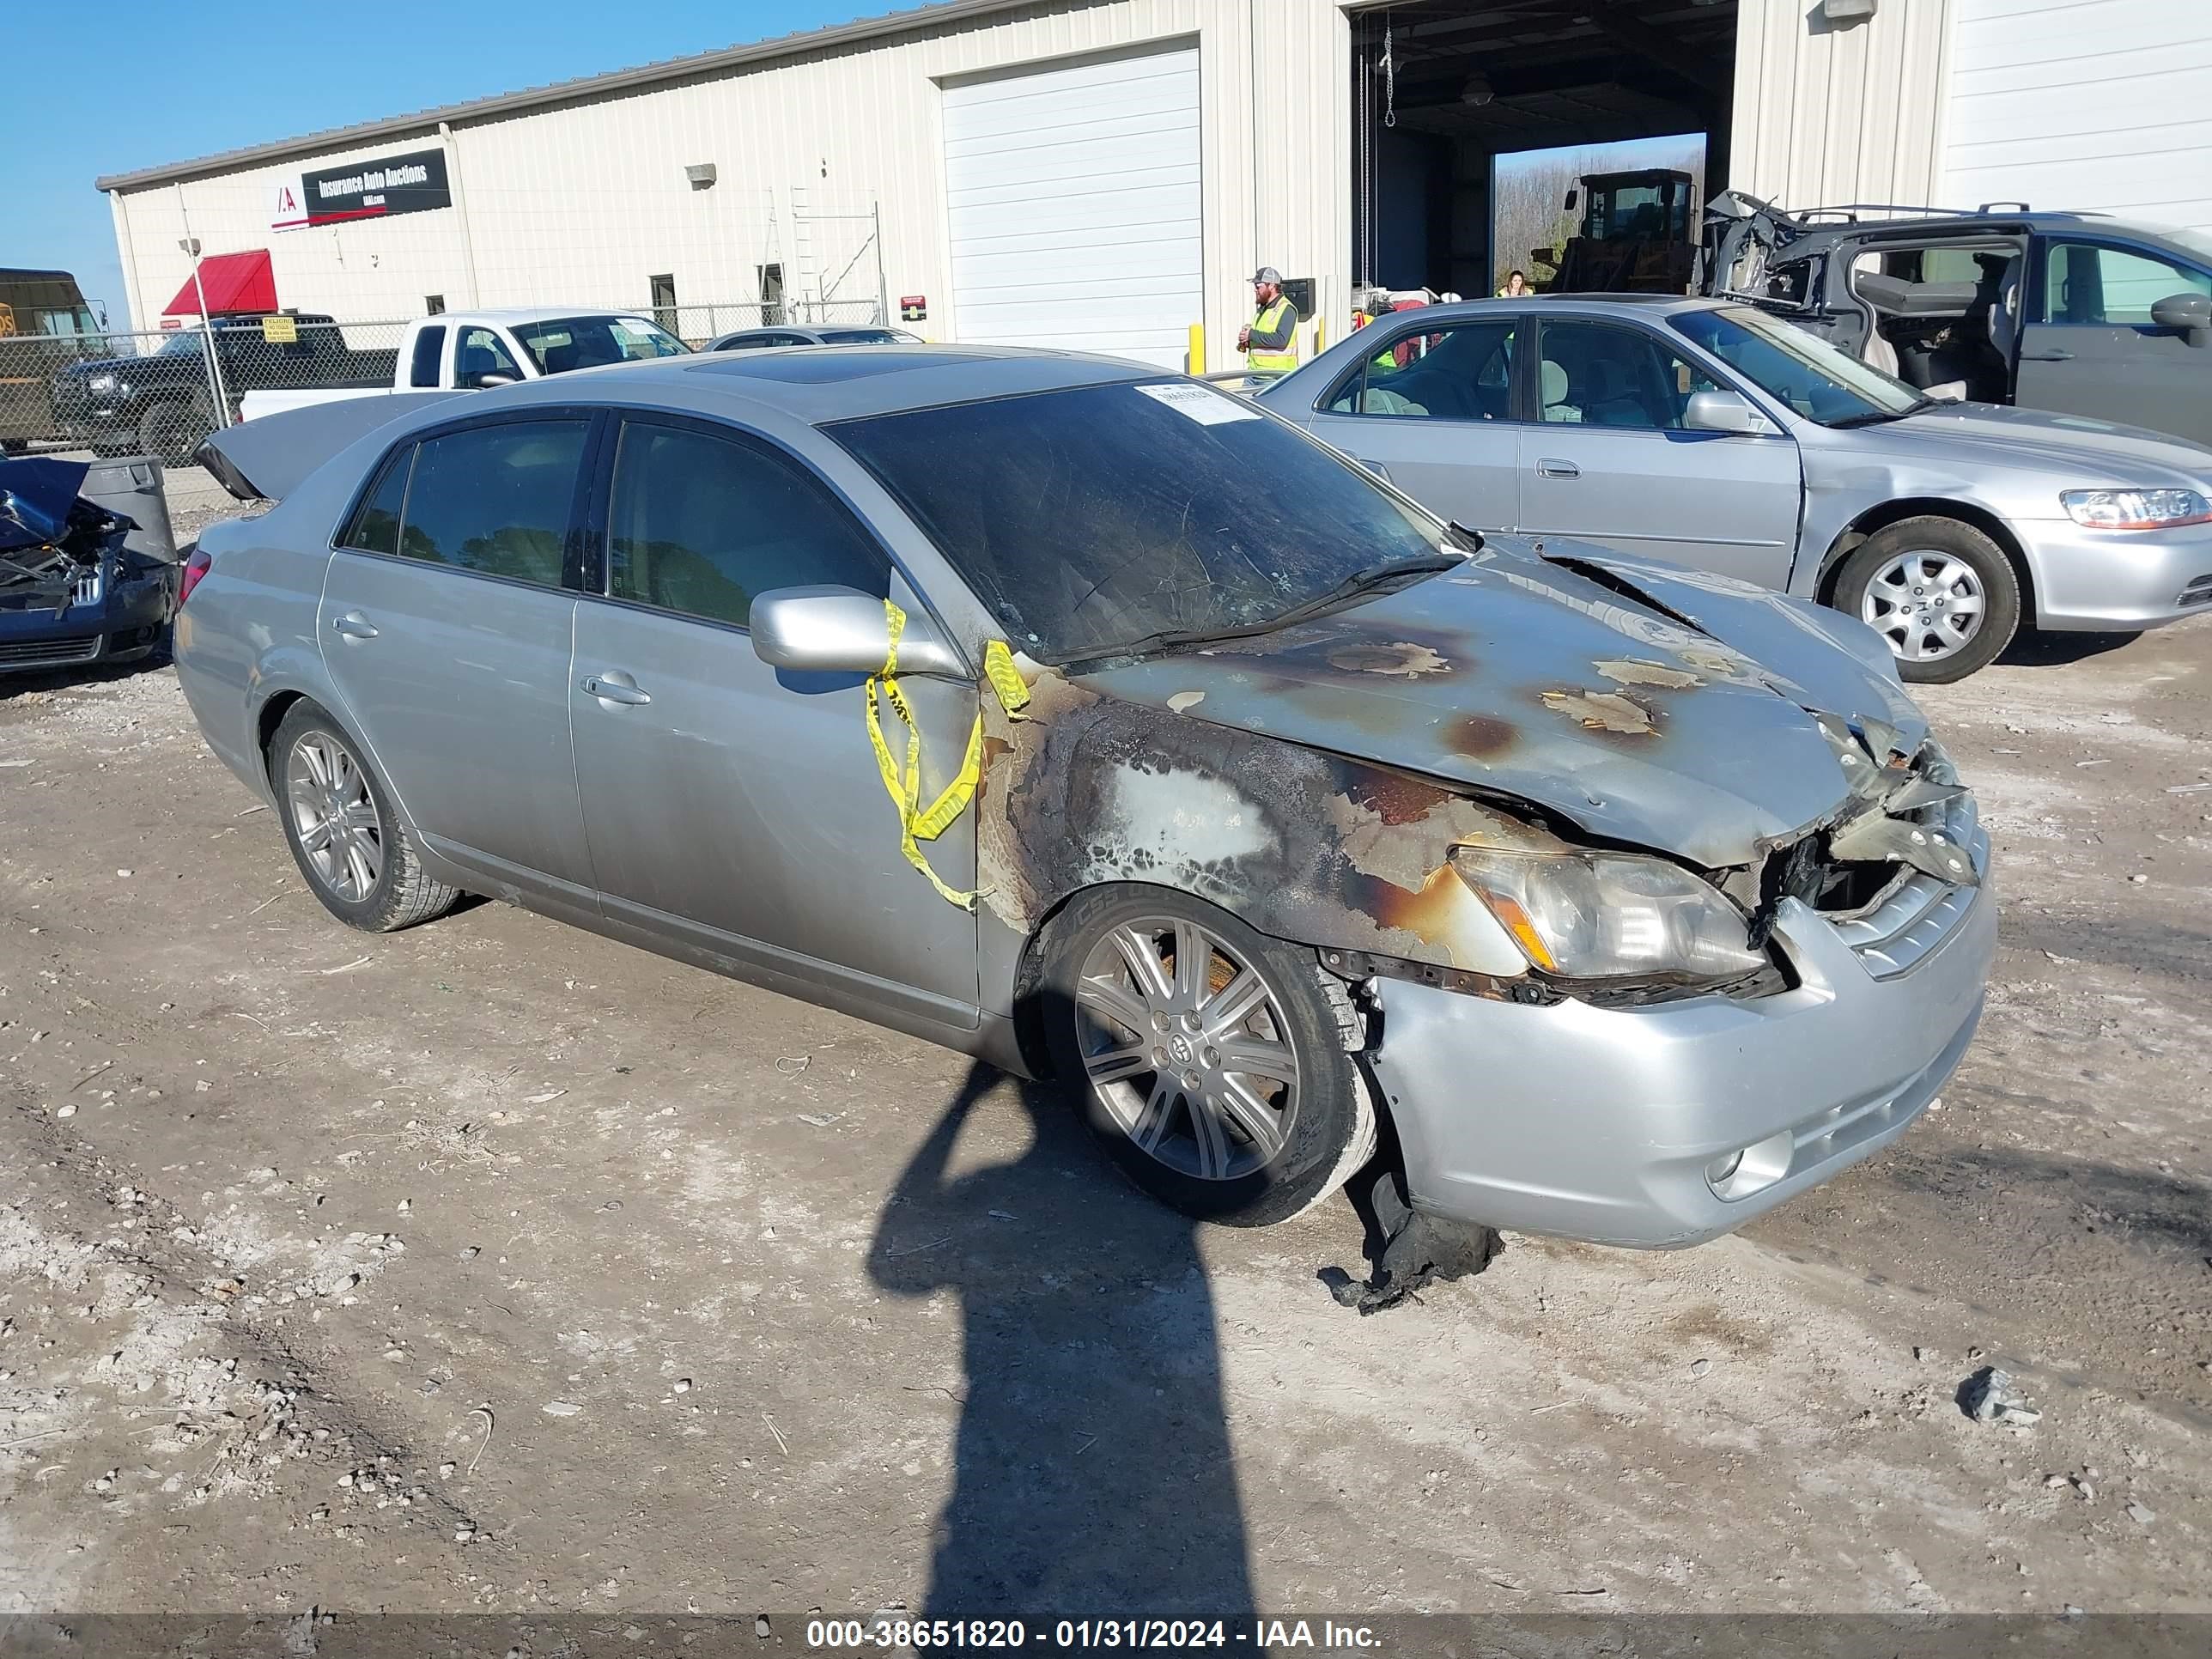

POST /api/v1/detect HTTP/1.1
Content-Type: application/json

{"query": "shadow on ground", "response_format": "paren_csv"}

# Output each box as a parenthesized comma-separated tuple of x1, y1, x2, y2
(867, 1060, 1258, 1619)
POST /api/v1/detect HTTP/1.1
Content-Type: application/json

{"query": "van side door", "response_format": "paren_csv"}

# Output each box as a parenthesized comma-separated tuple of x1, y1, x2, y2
(2017, 237, 2212, 446)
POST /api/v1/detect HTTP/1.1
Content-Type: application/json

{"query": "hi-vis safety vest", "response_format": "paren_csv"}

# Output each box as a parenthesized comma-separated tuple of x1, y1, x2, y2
(1247, 297, 1297, 373)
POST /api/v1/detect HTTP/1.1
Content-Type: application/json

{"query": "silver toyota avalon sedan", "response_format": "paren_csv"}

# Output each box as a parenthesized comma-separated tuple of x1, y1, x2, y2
(176, 347, 1995, 1249)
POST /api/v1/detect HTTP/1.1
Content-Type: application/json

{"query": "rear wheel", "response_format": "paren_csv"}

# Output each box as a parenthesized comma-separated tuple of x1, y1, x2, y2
(269, 702, 459, 933)
(1831, 516, 2021, 684)
(1042, 887, 1374, 1226)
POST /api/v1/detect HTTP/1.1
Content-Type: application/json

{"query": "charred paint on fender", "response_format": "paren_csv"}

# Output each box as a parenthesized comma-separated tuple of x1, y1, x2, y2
(974, 668, 1559, 972)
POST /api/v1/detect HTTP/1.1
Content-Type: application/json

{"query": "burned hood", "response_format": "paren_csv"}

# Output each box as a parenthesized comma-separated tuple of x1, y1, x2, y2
(1070, 540, 1926, 870)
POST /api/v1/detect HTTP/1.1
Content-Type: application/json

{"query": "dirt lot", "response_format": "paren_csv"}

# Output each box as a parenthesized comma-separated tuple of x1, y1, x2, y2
(2, 605, 2208, 1632)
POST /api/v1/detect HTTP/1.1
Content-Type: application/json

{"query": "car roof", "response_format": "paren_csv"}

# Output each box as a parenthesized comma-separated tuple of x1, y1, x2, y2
(459, 343, 1159, 424)
(1780, 208, 2198, 246)
(1365, 294, 1717, 321)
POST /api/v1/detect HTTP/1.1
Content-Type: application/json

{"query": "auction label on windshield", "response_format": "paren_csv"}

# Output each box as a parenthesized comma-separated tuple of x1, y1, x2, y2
(1133, 382, 1261, 424)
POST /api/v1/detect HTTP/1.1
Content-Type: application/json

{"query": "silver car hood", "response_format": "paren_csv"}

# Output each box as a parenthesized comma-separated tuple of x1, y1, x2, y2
(1073, 537, 1925, 869)
(1822, 403, 2212, 484)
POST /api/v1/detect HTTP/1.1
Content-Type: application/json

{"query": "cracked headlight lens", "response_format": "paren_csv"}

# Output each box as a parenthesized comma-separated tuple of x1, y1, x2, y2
(2060, 488, 2212, 530)
(1449, 845, 1767, 983)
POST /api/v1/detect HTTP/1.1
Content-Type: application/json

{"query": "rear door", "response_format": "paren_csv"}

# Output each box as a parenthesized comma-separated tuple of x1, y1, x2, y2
(317, 412, 597, 903)
(1302, 315, 1523, 530)
(1516, 316, 1802, 589)
(567, 413, 981, 1021)
(2017, 237, 2212, 446)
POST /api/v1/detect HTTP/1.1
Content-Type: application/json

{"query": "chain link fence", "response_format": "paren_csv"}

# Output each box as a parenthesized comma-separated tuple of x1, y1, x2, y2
(0, 294, 887, 525)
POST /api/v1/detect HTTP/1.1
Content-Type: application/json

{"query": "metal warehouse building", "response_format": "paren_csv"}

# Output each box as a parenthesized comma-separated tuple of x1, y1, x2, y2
(96, 0, 2212, 368)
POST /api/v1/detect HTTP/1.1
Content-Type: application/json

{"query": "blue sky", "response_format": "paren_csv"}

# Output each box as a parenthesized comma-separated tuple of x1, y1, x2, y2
(8, 0, 875, 325)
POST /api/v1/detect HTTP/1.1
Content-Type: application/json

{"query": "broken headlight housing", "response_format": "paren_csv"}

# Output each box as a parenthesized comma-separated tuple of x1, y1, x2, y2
(2059, 488, 2212, 531)
(1449, 845, 1767, 986)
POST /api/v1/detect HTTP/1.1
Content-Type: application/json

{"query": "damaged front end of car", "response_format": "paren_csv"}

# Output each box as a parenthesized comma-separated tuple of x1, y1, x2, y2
(971, 536, 1995, 1253)
(0, 457, 177, 676)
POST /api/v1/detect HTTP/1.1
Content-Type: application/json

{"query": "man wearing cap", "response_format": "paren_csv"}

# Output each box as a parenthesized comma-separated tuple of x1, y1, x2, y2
(1237, 267, 1299, 374)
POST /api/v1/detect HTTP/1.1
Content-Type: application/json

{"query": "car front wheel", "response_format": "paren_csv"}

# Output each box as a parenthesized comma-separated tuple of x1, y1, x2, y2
(270, 701, 460, 933)
(1831, 516, 2021, 684)
(1042, 886, 1375, 1226)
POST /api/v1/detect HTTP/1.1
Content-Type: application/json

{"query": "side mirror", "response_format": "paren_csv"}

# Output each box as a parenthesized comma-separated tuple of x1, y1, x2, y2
(1923, 380, 1967, 402)
(1681, 388, 1780, 436)
(2149, 291, 2211, 347)
(473, 372, 518, 389)
(750, 586, 964, 678)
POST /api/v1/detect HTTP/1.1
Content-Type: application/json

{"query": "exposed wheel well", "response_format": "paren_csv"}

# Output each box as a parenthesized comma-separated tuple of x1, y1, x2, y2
(1814, 498, 2036, 619)
(255, 691, 307, 780)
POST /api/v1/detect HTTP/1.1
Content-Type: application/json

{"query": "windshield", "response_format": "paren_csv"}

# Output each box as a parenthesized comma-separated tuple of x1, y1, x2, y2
(827, 379, 1452, 661)
(818, 327, 916, 344)
(509, 314, 689, 374)
(155, 330, 206, 356)
(1671, 304, 1921, 426)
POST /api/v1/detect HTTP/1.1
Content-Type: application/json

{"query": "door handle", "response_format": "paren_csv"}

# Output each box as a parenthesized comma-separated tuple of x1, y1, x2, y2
(330, 611, 379, 640)
(580, 672, 653, 708)
(1534, 458, 1581, 479)
(2019, 349, 2075, 362)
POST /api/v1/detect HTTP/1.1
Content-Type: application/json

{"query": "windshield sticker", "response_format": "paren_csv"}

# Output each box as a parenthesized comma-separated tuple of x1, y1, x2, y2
(1133, 382, 1261, 425)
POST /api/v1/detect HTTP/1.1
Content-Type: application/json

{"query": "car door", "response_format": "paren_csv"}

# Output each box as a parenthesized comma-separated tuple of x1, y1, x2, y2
(317, 412, 597, 904)
(454, 325, 526, 388)
(567, 413, 981, 1023)
(1302, 316, 1524, 531)
(2017, 238, 2212, 446)
(1516, 317, 1802, 588)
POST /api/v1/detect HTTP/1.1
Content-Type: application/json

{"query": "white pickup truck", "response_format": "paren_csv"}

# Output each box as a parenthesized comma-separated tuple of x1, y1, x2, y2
(239, 307, 690, 422)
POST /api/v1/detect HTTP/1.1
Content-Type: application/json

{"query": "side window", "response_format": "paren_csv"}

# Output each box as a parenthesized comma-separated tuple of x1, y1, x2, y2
(408, 325, 447, 389)
(605, 422, 890, 629)
(1326, 320, 1517, 421)
(340, 444, 414, 555)
(2043, 241, 2212, 325)
(1537, 321, 1719, 428)
(455, 327, 522, 389)
(395, 420, 587, 586)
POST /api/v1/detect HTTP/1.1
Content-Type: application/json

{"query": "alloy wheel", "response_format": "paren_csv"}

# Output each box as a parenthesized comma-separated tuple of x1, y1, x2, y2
(1074, 917, 1301, 1182)
(1860, 550, 1987, 663)
(285, 733, 385, 902)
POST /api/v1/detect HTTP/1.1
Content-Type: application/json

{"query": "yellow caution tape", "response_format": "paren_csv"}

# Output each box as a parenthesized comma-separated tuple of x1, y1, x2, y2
(866, 600, 1029, 909)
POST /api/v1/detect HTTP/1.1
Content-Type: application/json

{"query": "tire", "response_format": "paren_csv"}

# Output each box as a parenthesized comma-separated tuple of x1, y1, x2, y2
(138, 398, 210, 469)
(1830, 516, 2021, 684)
(1041, 885, 1375, 1226)
(268, 701, 460, 933)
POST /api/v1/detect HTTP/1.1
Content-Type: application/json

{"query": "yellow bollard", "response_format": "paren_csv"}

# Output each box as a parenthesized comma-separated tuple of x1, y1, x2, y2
(1314, 314, 1327, 355)
(1188, 321, 1206, 377)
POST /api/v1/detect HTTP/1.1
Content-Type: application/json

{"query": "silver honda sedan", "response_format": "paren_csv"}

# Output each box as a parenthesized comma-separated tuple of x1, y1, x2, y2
(1256, 295, 2212, 682)
(177, 348, 1994, 1250)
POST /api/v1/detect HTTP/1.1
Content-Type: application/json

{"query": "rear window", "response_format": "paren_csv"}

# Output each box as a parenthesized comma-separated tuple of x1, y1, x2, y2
(826, 380, 1446, 661)
(392, 420, 587, 587)
(408, 325, 446, 389)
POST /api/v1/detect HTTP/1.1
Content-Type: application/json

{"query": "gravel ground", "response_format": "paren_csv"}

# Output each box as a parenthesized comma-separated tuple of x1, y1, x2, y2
(1, 603, 2207, 1628)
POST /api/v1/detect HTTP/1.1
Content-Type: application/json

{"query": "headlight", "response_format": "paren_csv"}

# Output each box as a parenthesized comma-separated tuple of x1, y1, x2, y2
(88, 373, 117, 393)
(117, 380, 132, 398)
(1449, 845, 1767, 984)
(2060, 488, 2212, 530)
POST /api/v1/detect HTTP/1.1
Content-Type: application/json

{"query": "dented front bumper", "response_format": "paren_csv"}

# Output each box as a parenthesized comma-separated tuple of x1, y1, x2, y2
(1365, 854, 1996, 1249)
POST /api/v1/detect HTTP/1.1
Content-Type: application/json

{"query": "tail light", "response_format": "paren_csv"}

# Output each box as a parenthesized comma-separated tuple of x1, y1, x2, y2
(178, 547, 212, 606)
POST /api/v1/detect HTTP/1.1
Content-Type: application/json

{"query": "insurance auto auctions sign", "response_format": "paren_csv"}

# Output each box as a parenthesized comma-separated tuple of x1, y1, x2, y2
(279, 147, 453, 229)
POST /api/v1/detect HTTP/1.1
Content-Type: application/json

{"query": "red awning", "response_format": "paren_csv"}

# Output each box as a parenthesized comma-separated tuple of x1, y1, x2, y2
(162, 249, 277, 319)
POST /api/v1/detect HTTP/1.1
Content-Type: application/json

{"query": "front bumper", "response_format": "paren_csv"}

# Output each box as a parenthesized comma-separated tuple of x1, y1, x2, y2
(2021, 515, 2212, 631)
(0, 567, 176, 676)
(1367, 842, 1996, 1249)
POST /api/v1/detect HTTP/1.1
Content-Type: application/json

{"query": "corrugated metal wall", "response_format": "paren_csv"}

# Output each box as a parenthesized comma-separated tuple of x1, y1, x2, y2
(1940, 0, 2212, 230)
(1729, 0, 1954, 210)
(108, 0, 1353, 362)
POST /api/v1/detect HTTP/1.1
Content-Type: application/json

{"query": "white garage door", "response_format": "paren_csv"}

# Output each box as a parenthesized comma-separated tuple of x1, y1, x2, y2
(941, 46, 1202, 369)
(1940, 0, 2212, 232)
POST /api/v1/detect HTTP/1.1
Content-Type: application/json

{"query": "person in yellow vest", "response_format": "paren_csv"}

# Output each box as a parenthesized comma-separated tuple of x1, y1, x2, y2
(1237, 266, 1299, 374)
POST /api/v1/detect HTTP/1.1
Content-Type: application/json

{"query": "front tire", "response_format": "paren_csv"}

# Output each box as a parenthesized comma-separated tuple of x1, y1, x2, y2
(138, 398, 210, 469)
(1831, 516, 2021, 684)
(1041, 886, 1375, 1226)
(269, 702, 459, 933)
